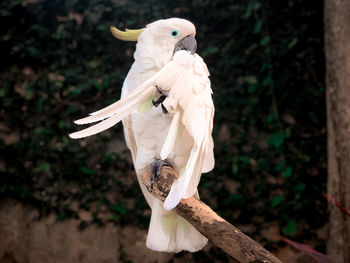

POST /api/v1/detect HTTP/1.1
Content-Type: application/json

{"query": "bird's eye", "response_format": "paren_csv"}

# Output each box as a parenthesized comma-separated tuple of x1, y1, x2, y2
(171, 30, 179, 37)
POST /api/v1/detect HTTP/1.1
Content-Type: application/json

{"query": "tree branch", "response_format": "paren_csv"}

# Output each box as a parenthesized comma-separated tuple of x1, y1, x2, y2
(141, 166, 282, 263)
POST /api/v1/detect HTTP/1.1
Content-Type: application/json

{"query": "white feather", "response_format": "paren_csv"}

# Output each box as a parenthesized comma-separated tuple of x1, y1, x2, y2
(70, 51, 214, 213)
(69, 110, 130, 139)
(69, 18, 213, 253)
(163, 132, 207, 210)
(74, 83, 155, 125)
(73, 60, 183, 127)
(160, 111, 181, 160)
(160, 51, 214, 210)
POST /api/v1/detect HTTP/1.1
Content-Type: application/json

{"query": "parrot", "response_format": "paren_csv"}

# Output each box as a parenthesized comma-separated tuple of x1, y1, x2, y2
(69, 18, 215, 253)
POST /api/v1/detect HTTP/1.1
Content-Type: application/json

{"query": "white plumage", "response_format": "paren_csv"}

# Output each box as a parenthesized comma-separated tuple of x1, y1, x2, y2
(69, 18, 215, 253)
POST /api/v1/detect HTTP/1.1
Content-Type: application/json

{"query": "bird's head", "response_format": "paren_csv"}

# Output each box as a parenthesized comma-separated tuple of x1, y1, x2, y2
(111, 18, 197, 68)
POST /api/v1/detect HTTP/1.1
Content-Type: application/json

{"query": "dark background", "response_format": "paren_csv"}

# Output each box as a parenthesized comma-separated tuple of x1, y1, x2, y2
(0, 0, 326, 262)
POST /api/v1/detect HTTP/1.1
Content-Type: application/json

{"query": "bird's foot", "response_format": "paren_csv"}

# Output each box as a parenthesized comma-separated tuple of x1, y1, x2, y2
(152, 86, 169, 114)
(150, 159, 173, 191)
(161, 104, 168, 114)
(152, 95, 167, 107)
(155, 85, 168, 96)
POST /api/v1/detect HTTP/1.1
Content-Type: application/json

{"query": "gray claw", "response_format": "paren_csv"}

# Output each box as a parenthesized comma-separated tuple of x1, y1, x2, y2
(153, 86, 169, 114)
(152, 95, 167, 107)
(150, 159, 173, 191)
(161, 103, 168, 114)
(155, 85, 168, 96)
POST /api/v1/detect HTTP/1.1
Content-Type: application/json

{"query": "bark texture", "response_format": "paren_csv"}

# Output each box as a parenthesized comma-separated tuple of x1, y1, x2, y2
(324, 1, 350, 262)
(141, 166, 282, 263)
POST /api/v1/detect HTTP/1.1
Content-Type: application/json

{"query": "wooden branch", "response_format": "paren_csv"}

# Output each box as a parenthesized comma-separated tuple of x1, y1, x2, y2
(141, 166, 282, 263)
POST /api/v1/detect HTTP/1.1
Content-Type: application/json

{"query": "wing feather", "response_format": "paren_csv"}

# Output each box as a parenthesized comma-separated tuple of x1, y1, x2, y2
(164, 132, 207, 210)
(73, 60, 184, 126)
(160, 110, 181, 160)
(70, 60, 184, 139)
(74, 83, 155, 125)
(69, 109, 131, 139)
(70, 51, 215, 212)
(162, 52, 215, 210)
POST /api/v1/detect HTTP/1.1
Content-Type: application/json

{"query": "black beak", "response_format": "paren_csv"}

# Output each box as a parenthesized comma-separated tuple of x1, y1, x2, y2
(173, 35, 197, 55)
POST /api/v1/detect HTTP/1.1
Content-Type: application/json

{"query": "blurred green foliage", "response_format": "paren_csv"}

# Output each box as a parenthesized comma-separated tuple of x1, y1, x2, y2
(0, 0, 326, 255)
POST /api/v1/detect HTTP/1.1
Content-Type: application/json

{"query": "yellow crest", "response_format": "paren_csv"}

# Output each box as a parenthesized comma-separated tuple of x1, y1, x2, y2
(110, 26, 144, 41)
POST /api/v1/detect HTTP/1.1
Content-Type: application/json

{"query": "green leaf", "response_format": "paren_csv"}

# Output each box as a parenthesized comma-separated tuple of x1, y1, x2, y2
(88, 60, 100, 69)
(260, 35, 270, 46)
(0, 88, 6, 98)
(27, 46, 38, 56)
(253, 2, 261, 10)
(110, 204, 126, 214)
(58, 120, 65, 129)
(231, 157, 239, 175)
(20, 187, 29, 198)
(97, 24, 108, 31)
(56, 214, 68, 222)
(94, 79, 103, 90)
(282, 220, 297, 235)
(294, 183, 306, 193)
(245, 75, 257, 84)
(103, 75, 109, 88)
(253, 20, 263, 34)
(0, 82, 9, 98)
(242, 3, 253, 19)
(34, 127, 44, 135)
(104, 152, 120, 164)
(25, 90, 34, 100)
(248, 84, 258, 93)
(109, 214, 119, 222)
(287, 37, 298, 49)
(266, 109, 276, 123)
(271, 195, 283, 207)
(245, 43, 258, 55)
(229, 5, 240, 11)
(53, 24, 67, 39)
(202, 46, 219, 57)
(80, 166, 96, 175)
(39, 163, 51, 172)
(260, 62, 272, 72)
(282, 166, 292, 178)
(262, 75, 272, 87)
(224, 194, 244, 205)
(268, 132, 285, 149)
(275, 160, 286, 172)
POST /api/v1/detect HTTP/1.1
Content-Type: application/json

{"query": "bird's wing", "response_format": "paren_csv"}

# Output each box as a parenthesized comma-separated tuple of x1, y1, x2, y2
(69, 60, 184, 139)
(160, 110, 181, 160)
(163, 53, 215, 210)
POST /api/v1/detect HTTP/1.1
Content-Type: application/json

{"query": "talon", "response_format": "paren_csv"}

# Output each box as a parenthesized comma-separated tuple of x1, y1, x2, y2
(161, 103, 168, 114)
(150, 159, 173, 190)
(155, 85, 168, 96)
(152, 95, 167, 107)
(155, 85, 162, 94)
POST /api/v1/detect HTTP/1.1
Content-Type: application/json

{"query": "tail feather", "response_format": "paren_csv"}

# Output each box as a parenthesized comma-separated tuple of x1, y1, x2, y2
(146, 200, 207, 252)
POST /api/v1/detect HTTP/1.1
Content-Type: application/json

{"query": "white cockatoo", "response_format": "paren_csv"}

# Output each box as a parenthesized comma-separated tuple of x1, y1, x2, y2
(69, 18, 215, 253)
